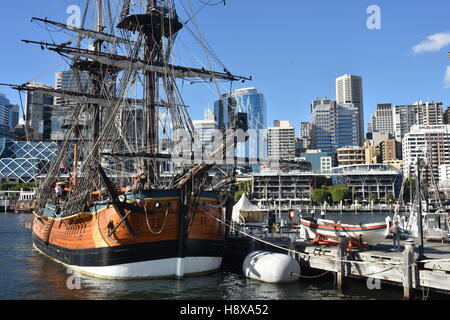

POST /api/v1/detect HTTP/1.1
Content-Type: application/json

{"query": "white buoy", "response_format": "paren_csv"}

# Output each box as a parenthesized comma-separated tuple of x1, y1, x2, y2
(242, 251, 300, 283)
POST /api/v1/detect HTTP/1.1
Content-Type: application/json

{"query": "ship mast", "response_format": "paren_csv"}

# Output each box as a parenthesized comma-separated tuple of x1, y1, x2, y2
(92, 0, 103, 160)
(10, 0, 252, 200)
(116, 0, 184, 187)
(144, 0, 160, 186)
(73, 0, 103, 188)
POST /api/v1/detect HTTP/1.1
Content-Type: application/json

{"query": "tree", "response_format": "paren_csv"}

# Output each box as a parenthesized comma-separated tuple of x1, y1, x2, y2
(311, 188, 331, 204)
(329, 185, 350, 204)
(233, 181, 252, 203)
(234, 189, 246, 202)
(0, 183, 15, 191)
(385, 194, 396, 204)
(10, 181, 37, 191)
(369, 193, 378, 203)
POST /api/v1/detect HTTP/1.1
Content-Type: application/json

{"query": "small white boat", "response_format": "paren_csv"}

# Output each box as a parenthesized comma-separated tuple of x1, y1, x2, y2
(300, 217, 390, 246)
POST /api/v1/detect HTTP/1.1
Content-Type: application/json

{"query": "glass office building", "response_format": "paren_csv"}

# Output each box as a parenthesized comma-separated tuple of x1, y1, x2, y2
(334, 103, 361, 148)
(310, 98, 336, 155)
(310, 99, 362, 159)
(336, 74, 365, 144)
(214, 88, 267, 170)
(25, 83, 55, 140)
(0, 139, 57, 182)
(0, 93, 19, 139)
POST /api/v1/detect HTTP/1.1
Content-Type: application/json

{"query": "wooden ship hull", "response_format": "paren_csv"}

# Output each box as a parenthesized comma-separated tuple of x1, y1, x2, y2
(32, 190, 225, 279)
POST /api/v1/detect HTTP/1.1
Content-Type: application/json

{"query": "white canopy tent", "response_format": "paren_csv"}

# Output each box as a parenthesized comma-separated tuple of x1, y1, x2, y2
(232, 193, 262, 223)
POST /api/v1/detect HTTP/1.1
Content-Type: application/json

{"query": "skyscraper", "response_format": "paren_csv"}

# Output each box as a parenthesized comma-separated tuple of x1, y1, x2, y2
(54, 71, 91, 106)
(444, 106, 450, 125)
(192, 109, 218, 153)
(299, 121, 311, 150)
(0, 93, 19, 128)
(213, 87, 267, 163)
(336, 74, 364, 144)
(334, 103, 361, 148)
(393, 101, 443, 142)
(25, 83, 54, 140)
(393, 104, 418, 142)
(417, 101, 443, 125)
(402, 124, 450, 184)
(310, 97, 361, 159)
(53, 71, 92, 140)
(268, 120, 295, 161)
(310, 98, 336, 154)
(0, 93, 8, 106)
(0, 93, 19, 139)
(368, 103, 394, 136)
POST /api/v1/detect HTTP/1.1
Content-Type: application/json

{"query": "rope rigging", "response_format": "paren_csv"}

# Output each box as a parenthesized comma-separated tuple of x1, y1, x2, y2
(22, 0, 251, 218)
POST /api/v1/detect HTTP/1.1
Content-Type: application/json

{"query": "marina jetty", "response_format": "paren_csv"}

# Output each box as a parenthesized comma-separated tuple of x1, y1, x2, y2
(260, 203, 408, 213)
(223, 226, 450, 299)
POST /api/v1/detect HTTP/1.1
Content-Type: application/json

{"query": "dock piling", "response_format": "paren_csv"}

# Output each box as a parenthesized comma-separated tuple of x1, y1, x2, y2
(403, 239, 415, 300)
(336, 235, 347, 290)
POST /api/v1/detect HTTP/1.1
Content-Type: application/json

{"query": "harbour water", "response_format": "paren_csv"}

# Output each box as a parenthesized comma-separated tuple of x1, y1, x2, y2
(0, 212, 408, 300)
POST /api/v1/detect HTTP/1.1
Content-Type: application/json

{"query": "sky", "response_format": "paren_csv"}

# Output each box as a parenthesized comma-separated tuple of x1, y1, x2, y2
(1, 0, 450, 133)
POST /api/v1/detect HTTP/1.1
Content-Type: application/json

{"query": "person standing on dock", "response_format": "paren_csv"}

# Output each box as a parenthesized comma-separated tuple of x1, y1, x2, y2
(391, 219, 401, 252)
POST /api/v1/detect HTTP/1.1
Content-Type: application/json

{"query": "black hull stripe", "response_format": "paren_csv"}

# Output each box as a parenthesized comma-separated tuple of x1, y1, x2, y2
(32, 233, 224, 267)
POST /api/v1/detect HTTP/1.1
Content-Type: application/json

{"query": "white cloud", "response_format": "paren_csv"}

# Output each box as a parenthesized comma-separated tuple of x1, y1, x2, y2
(444, 66, 450, 88)
(412, 32, 450, 54)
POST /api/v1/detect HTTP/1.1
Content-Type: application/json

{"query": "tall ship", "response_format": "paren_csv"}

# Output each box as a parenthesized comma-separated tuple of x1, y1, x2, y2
(9, 0, 250, 279)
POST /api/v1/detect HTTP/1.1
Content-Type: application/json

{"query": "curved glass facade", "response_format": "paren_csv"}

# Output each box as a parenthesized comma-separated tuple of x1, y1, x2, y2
(214, 88, 267, 171)
(0, 139, 57, 182)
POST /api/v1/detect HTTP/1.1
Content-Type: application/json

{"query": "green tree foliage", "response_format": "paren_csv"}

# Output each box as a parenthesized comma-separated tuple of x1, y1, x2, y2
(385, 193, 396, 204)
(234, 189, 246, 202)
(0, 183, 16, 191)
(369, 193, 378, 203)
(0, 181, 37, 192)
(10, 182, 37, 191)
(233, 181, 253, 203)
(311, 188, 331, 204)
(329, 185, 350, 203)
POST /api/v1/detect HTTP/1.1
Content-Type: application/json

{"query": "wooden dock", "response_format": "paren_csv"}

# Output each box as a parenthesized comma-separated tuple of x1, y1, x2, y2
(223, 232, 450, 299)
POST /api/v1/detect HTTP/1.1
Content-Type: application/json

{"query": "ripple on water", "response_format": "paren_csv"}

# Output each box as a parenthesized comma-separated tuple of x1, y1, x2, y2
(0, 213, 403, 300)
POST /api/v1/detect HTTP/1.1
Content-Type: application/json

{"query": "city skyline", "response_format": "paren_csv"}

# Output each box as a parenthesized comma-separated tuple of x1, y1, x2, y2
(1, 1, 450, 132)
(2, 1, 450, 303)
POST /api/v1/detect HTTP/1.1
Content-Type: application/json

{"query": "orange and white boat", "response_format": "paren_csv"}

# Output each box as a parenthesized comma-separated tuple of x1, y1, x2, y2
(32, 189, 224, 279)
(300, 217, 390, 246)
